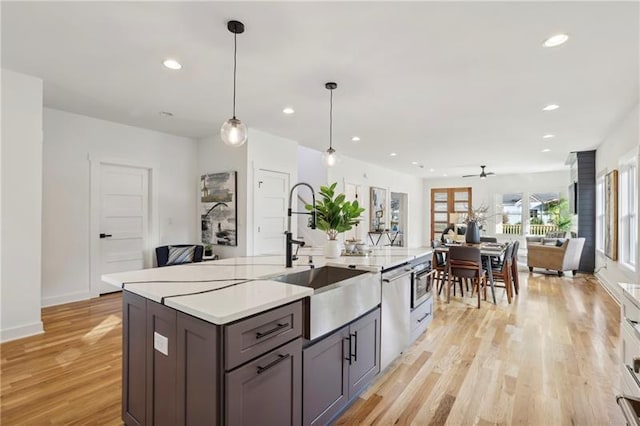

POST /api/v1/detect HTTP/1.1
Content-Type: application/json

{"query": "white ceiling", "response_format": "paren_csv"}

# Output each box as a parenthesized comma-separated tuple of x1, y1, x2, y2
(2, 2, 638, 178)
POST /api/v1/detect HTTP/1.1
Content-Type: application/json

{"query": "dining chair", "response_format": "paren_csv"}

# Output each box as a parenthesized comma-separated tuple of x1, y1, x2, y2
(490, 242, 515, 303)
(510, 240, 520, 294)
(446, 246, 487, 308)
(431, 240, 448, 294)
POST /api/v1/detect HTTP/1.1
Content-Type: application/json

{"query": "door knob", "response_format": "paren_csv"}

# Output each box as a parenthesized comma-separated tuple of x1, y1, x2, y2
(99, 233, 113, 239)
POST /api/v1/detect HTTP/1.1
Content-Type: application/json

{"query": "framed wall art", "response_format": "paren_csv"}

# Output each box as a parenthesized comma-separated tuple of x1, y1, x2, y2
(604, 169, 618, 260)
(200, 171, 237, 246)
(370, 187, 387, 232)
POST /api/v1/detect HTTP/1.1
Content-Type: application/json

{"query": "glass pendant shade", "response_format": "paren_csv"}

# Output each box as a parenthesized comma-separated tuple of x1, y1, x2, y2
(323, 147, 337, 167)
(220, 117, 248, 147)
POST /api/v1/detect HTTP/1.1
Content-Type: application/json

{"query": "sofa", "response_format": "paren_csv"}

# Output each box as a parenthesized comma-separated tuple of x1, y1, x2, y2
(526, 237, 585, 276)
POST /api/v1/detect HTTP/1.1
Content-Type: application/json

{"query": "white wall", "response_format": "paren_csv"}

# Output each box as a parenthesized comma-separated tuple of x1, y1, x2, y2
(423, 170, 570, 244)
(247, 128, 298, 256)
(327, 154, 426, 248)
(297, 146, 328, 247)
(595, 103, 640, 301)
(1, 70, 44, 342)
(197, 133, 249, 258)
(198, 128, 299, 258)
(42, 108, 198, 306)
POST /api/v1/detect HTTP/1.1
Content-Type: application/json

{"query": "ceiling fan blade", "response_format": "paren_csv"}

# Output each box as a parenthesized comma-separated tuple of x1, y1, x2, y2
(486, 172, 496, 176)
(461, 174, 477, 178)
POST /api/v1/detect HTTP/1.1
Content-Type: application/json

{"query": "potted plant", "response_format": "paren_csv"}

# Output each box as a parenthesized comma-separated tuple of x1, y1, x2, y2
(204, 244, 213, 257)
(305, 182, 365, 258)
(461, 203, 491, 244)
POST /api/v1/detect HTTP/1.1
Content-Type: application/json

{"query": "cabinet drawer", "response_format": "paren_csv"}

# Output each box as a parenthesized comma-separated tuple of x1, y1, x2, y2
(225, 338, 302, 426)
(225, 301, 302, 370)
(410, 297, 432, 343)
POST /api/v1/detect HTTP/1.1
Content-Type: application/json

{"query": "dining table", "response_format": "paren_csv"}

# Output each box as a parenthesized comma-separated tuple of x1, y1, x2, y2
(434, 242, 507, 304)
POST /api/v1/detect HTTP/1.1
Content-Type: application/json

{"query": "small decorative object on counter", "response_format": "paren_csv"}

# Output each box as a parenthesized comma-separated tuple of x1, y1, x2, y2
(306, 182, 365, 259)
(204, 244, 213, 257)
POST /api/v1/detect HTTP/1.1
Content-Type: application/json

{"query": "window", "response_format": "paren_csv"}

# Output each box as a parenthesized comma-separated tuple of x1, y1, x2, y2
(596, 176, 605, 253)
(620, 154, 638, 270)
(528, 192, 562, 236)
(495, 193, 523, 235)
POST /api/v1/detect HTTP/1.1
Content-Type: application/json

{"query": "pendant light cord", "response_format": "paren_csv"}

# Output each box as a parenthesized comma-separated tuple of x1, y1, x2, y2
(232, 32, 237, 119)
(329, 89, 333, 150)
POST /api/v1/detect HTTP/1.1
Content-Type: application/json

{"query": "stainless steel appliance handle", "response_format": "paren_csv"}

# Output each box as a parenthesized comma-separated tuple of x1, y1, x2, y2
(617, 394, 640, 426)
(382, 270, 413, 283)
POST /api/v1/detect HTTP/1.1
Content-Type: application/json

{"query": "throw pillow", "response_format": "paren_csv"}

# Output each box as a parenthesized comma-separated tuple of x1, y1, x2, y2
(167, 245, 195, 265)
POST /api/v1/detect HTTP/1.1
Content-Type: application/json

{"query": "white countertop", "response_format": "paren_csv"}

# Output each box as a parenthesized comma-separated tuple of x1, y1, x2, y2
(619, 282, 640, 309)
(102, 246, 431, 325)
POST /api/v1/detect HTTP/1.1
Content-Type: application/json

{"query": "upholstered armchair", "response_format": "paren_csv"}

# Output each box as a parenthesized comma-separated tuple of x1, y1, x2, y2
(527, 237, 585, 276)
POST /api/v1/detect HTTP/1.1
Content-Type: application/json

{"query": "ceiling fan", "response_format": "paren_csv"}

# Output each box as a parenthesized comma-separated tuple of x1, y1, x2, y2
(462, 165, 495, 179)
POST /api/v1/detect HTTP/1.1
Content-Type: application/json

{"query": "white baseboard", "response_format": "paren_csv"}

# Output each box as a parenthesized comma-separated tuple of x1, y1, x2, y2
(595, 272, 621, 305)
(1, 321, 44, 343)
(42, 291, 92, 308)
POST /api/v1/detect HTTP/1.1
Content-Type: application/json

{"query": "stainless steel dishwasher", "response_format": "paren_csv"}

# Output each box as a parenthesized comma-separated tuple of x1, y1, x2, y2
(380, 263, 413, 371)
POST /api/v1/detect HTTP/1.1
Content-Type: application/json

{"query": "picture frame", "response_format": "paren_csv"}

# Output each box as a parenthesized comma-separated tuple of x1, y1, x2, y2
(604, 169, 618, 260)
(370, 187, 387, 232)
(200, 171, 237, 246)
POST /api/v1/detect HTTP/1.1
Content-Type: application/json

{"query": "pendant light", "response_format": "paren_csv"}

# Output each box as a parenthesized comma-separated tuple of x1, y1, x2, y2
(323, 82, 338, 167)
(220, 20, 248, 147)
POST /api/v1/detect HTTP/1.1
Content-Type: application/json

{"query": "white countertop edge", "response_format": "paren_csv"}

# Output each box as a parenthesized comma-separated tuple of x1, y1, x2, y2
(165, 285, 313, 325)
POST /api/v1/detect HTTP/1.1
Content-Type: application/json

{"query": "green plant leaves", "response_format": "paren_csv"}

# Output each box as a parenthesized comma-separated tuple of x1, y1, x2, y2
(305, 182, 365, 237)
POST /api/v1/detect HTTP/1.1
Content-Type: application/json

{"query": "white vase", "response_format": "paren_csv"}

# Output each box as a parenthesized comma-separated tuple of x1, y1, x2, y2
(324, 239, 342, 258)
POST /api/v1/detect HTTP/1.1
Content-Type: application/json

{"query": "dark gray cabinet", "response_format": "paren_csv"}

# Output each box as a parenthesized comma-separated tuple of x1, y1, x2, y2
(146, 301, 178, 426)
(226, 338, 302, 426)
(122, 292, 302, 426)
(303, 326, 350, 426)
(123, 291, 147, 426)
(302, 307, 381, 426)
(176, 312, 220, 425)
(347, 308, 381, 398)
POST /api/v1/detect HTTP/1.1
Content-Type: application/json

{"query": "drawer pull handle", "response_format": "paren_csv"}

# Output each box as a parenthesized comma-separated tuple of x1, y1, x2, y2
(257, 354, 290, 374)
(255, 322, 289, 339)
(344, 336, 352, 365)
(417, 313, 430, 323)
(351, 332, 358, 362)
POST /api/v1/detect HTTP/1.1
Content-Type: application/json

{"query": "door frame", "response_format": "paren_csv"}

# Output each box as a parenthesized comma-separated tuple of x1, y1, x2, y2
(89, 156, 159, 297)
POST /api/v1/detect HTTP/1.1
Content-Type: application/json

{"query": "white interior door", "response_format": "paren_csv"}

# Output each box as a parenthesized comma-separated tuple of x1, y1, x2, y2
(97, 164, 149, 294)
(254, 169, 289, 255)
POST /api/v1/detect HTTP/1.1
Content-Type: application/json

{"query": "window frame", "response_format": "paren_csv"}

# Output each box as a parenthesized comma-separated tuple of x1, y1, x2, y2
(619, 150, 638, 271)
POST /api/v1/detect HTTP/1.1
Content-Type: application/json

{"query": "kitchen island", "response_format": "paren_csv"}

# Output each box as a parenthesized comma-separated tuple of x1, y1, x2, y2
(102, 246, 432, 426)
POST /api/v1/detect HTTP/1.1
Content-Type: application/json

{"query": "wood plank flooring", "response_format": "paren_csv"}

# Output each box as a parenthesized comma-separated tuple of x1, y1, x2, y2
(337, 272, 625, 425)
(0, 271, 625, 425)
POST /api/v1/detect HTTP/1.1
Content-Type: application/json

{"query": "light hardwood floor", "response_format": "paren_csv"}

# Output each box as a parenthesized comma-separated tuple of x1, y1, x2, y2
(1, 271, 625, 425)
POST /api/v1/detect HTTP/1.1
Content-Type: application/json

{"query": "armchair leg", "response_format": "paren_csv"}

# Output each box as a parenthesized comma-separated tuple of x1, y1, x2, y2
(557, 271, 564, 277)
(572, 270, 577, 276)
(528, 266, 533, 272)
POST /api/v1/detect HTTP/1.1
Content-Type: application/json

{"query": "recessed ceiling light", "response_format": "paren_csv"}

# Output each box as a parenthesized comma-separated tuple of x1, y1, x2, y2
(543, 134, 555, 139)
(542, 104, 559, 111)
(543, 33, 569, 48)
(159, 111, 173, 117)
(429, 168, 435, 172)
(411, 161, 418, 165)
(351, 136, 361, 142)
(390, 152, 397, 157)
(542, 148, 551, 153)
(163, 59, 182, 70)
(443, 173, 448, 177)
(282, 107, 295, 115)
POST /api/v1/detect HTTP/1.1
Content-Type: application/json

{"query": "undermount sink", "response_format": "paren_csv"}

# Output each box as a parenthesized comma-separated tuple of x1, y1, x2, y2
(273, 266, 368, 290)
(272, 266, 380, 340)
